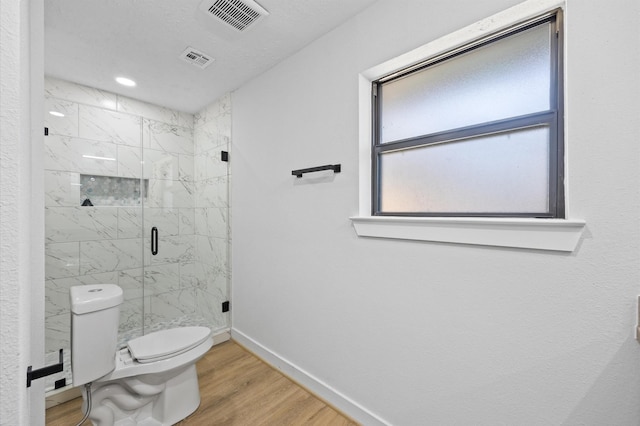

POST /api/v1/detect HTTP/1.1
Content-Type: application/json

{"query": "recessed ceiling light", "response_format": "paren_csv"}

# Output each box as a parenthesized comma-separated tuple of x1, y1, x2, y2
(49, 111, 65, 117)
(115, 77, 136, 87)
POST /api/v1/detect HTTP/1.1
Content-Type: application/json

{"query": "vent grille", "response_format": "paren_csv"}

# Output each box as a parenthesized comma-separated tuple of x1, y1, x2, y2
(203, 0, 268, 32)
(180, 47, 214, 69)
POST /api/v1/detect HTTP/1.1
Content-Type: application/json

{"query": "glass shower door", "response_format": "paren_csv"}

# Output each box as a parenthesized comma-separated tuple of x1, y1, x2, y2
(141, 97, 231, 337)
(141, 141, 200, 332)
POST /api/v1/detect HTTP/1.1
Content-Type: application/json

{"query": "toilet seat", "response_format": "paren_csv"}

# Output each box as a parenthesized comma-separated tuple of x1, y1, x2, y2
(127, 326, 211, 363)
(98, 328, 213, 382)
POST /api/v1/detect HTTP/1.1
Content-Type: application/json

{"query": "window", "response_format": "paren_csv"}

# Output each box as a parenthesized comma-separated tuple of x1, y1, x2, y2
(372, 12, 563, 218)
(353, 1, 584, 251)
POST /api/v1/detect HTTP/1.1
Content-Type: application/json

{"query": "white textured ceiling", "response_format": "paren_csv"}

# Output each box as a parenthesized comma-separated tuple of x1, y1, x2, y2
(45, 0, 378, 114)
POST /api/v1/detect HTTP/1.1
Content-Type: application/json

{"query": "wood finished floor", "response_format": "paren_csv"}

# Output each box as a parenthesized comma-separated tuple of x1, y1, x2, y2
(45, 340, 359, 426)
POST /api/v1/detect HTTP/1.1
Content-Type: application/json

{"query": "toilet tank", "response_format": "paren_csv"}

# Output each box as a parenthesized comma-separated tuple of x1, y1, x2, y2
(70, 284, 123, 386)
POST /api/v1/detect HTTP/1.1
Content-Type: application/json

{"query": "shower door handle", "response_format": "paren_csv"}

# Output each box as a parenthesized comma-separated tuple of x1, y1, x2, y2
(151, 227, 158, 255)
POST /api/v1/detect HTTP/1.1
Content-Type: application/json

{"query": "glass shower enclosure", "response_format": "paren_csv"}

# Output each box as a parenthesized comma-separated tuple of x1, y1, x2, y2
(43, 78, 230, 393)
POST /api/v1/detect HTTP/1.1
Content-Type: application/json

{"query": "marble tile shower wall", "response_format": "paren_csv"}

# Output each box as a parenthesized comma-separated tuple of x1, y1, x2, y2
(193, 93, 231, 331)
(43, 78, 231, 389)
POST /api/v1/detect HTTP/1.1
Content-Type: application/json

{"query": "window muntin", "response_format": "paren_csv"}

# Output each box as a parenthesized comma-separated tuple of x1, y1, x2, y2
(373, 13, 563, 218)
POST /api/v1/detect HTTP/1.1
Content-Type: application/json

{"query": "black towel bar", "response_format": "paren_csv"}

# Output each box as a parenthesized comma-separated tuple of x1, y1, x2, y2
(26, 348, 63, 387)
(292, 164, 341, 178)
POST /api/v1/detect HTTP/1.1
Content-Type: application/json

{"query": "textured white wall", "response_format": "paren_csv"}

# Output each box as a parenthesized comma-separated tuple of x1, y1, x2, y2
(1, 0, 45, 424)
(231, 0, 640, 424)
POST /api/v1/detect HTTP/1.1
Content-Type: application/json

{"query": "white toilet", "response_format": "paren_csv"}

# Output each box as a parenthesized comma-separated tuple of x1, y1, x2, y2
(70, 284, 213, 426)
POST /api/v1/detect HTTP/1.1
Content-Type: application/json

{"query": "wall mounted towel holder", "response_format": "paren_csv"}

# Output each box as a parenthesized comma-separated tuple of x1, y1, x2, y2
(292, 164, 341, 178)
(26, 348, 63, 387)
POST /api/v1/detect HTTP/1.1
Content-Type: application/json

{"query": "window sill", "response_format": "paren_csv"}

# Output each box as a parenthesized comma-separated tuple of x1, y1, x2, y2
(349, 216, 585, 252)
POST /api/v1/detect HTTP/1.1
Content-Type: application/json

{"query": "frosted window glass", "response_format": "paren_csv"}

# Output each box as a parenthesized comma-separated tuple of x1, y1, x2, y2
(380, 24, 551, 143)
(379, 127, 550, 213)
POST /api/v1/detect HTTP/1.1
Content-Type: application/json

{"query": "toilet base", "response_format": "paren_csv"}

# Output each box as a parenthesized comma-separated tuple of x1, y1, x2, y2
(82, 364, 201, 426)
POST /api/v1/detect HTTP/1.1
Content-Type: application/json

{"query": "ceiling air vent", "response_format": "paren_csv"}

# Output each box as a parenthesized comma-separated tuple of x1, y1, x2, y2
(180, 47, 214, 69)
(199, 0, 269, 32)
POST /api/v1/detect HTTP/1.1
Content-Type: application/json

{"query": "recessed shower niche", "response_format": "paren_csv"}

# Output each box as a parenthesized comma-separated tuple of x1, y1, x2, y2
(43, 77, 231, 395)
(80, 175, 148, 206)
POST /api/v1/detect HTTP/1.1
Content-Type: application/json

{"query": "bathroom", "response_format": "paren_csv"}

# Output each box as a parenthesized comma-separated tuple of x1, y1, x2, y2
(2, 0, 640, 425)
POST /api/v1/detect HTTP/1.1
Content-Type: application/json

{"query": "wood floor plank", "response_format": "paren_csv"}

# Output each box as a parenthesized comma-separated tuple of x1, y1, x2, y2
(46, 396, 83, 426)
(46, 340, 359, 426)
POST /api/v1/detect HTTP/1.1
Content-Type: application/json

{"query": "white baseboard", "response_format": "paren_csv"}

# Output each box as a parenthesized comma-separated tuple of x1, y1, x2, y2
(231, 328, 390, 426)
(46, 328, 232, 409)
(212, 329, 231, 345)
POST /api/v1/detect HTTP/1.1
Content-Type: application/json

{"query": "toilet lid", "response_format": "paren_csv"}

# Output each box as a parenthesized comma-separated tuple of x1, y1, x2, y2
(127, 326, 211, 363)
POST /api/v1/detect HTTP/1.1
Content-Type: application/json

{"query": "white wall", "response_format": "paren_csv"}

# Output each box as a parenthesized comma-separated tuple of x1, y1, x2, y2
(231, 0, 640, 424)
(0, 0, 45, 424)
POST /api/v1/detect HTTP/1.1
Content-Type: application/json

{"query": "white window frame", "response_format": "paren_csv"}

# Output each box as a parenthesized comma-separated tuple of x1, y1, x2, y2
(350, 0, 585, 252)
